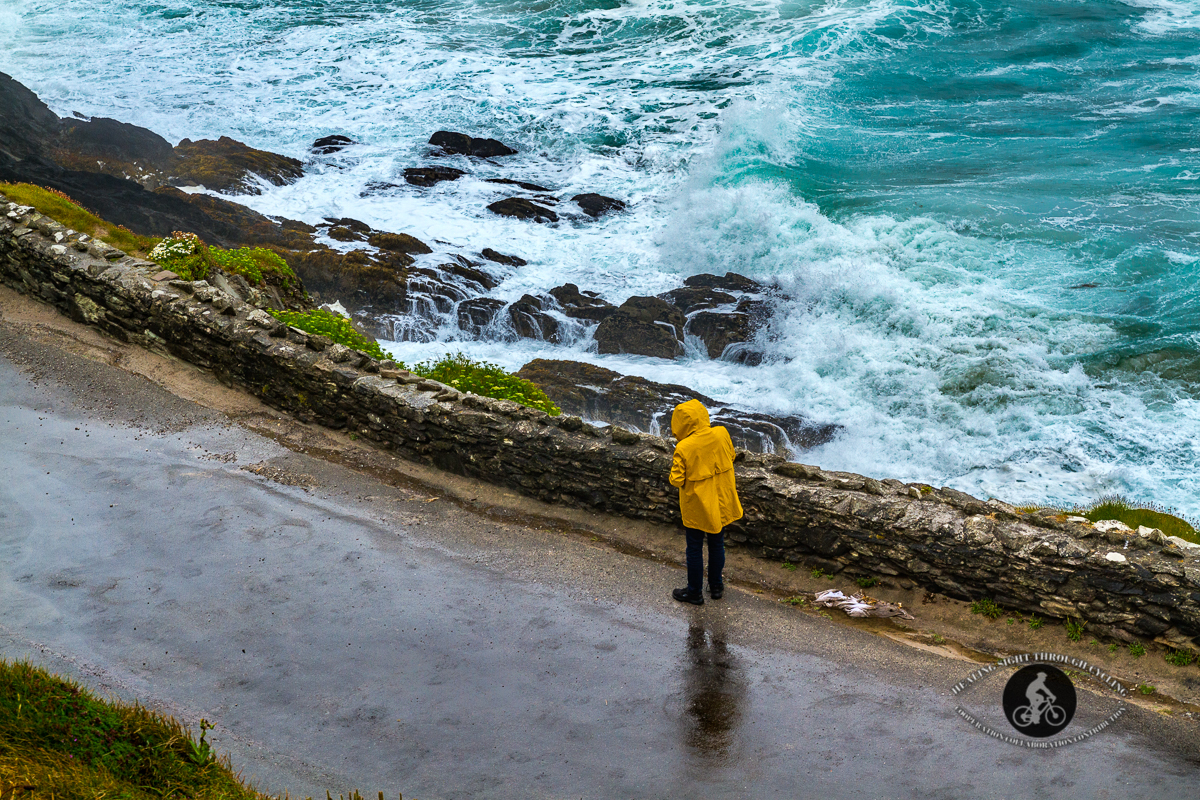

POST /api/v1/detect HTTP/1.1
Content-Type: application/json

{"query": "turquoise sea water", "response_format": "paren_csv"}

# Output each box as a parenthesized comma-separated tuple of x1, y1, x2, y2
(4, 0, 1199, 513)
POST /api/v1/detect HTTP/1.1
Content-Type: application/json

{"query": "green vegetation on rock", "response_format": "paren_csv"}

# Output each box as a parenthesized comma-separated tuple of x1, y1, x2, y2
(267, 308, 387, 360)
(0, 182, 155, 256)
(149, 232, 297, 290)
(1079, 495, 1199, 544)
(408, 352, 561, 416)
(0, 659, 267, 799)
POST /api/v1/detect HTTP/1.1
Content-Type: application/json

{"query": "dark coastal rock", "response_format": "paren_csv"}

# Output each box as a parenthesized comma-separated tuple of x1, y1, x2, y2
(172, 136, 305, 194)
(594, 296, 685, 359)
(326, 225, 365, 242)
(481, 248, 527, 267)
(0, 71, 61, 161)
(311, 135, 356, 154)
(367, 231, 433, 256)
(429, 131, 517, 158)
(515, 359, 839, 453)
(572, 193, 626, 218)
(549, 283, 616, 323)
(509, 294, 561, 343)
(487, 197, 558, 223)
(57, 117, 175, 169)
(486, 178, 551, 192)
(656, 272, 771, 360)
(404, 166, 466, 187)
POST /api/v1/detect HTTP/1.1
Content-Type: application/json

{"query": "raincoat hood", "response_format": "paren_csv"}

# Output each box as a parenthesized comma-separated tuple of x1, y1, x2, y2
(671, 399, 710, 442)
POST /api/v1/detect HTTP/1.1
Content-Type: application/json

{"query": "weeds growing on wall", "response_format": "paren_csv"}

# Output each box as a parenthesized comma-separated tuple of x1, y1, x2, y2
(268, 308, 387, 360)
(408, 352, 561, 416)
(0, 659, 267, 799)
(0, 182, 155, 256)
(970, 598, 1005, 620)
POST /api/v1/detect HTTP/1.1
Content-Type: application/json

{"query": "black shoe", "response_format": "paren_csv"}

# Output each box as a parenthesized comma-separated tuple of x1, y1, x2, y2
(673, 587, 704, 605)
(708, 584, 724, 600)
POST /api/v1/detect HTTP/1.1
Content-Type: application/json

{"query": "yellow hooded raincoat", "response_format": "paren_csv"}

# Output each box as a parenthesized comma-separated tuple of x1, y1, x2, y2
(669, 399, 743, 534)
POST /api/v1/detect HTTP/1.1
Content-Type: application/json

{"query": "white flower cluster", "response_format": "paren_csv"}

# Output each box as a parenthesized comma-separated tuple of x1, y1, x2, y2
(149, 233, 199, 263)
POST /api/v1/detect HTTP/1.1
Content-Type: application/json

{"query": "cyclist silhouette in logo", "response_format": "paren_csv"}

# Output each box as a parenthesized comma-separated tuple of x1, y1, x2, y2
(1013, 670, 1066, 728)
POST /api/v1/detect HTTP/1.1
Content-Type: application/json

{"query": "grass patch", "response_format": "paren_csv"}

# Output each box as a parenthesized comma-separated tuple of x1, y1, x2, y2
(809, 567, 828, 579)
(0, 659, 267, 799)
(407, 352, 561, 417)
(781, 561, 798, 572)
(855, 577, 878, 589)
(1065, 617, 1086, 642)
(1079, 495, 1199, 544)
(970, 598, 1004, 620)
(268, 308, 387, 360)
(1138, 683, 1156, 695)
(1129, 642, 1146, 658)
(0, 182, 155, 255)
(1028, 615, 1043, 630)
(1165, 649, 1197, 667)
(782, 595, 807, 606)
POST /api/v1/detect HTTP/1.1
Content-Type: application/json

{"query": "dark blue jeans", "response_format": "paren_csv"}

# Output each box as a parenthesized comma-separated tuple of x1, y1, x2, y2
(685, 527, 725, 593)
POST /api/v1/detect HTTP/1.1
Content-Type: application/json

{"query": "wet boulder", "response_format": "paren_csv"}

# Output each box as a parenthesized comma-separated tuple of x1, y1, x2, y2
(311, 135, 356, 154)
(515, 359, 840, 454)
(683, 271, 762, 294)
(549, 283, 616, 323)
(658, 285, 737, 314)
(481, 248, 527, 267)
(572, 193, 626, 218)
(458, 297, 506, 337)
(594, 296, 686, 359)
(509, 294, 562, 343)
(429, 131, 517, 157)
(443, 257, 500, 291)
(404, 166, 466, 187)
(487, 197, 558, 223)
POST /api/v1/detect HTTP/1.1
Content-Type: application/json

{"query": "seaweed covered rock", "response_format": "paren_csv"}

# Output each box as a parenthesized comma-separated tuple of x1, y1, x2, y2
(515, 359, 839, 453)
(172, 136, 305, 194)
(594, 296, 685, 359)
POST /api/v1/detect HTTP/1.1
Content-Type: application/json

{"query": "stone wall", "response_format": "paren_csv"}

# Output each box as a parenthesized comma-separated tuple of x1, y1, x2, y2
(3, 194, 1199, 653)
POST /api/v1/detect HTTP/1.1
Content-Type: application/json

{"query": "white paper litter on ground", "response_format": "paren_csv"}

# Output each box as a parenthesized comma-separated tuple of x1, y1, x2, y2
(814, 589, 915, 620)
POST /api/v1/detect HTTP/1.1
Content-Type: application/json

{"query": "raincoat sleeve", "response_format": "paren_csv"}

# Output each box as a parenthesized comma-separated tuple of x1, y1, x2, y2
(669, 451, 687, 488)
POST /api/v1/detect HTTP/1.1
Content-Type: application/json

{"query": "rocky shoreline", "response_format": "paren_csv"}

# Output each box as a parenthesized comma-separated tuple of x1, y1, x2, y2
(0, 71, 832, 454)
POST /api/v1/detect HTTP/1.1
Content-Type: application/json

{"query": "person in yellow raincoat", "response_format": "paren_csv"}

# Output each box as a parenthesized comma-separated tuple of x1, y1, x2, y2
(669, 399, 743, 605)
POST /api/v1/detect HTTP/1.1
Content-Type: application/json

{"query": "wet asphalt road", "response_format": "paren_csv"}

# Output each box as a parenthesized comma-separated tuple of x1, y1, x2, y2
(1, 331, 1197, 799)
